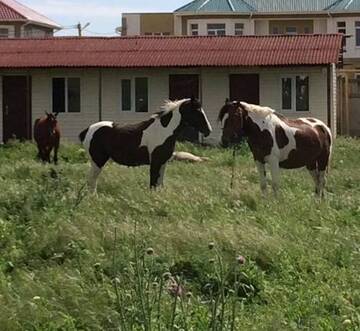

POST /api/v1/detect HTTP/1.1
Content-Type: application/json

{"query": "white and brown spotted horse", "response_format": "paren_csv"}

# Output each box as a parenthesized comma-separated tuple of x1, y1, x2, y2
(79, 97, 212, 192)
(218, 100, 332, 197)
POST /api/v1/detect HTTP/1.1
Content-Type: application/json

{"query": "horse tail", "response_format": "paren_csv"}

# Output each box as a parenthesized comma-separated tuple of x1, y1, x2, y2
(79, 127, 89, 143)
(326, 126, 333, 175)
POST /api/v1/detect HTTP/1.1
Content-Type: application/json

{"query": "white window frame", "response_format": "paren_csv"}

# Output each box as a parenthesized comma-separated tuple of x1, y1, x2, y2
(355, 21, 360, 47)
(207, 23, 226, 36)
(234, 23, 244, 36)
(120, 77, 150, 112)
(280, 75, 310, 112)
(0, 25, 14, 38)
(144, 32, 170, 36)
(51, 77, 81, 113)
(190, 23, 199, 36)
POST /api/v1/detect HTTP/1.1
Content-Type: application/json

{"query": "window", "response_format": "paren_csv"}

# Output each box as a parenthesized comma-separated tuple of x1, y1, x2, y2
(52, 77, 81, 113)
(272, 26, 280, 35)
(282, 78, 292, 110)
(281, 76, 309, 111)
(144, 32, 170, 36)
(121, 79, 131, 111)
(337, 21, 346, 46)
(285, 26, 297, 35)
(304, 26, 311, 34)
(355, 21, 360, 46)
(191, 24, 199, 36)
(135, 78, 148, 112)
(0, 28, 9, 38)
(207, 23, 226, 36)
(234, 23, 244, 35)
(296, 76, 309, 111)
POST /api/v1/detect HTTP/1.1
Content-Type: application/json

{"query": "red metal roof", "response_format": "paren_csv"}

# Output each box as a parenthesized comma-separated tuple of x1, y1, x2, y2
(0, 0, 60, 28)
(0, 1, 25, 20)
(0, 35, 343, 69)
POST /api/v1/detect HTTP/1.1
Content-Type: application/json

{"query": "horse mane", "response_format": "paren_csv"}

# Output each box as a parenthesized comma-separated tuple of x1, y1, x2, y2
(240, 102, 275, 119)
(152, 99, 190, 119)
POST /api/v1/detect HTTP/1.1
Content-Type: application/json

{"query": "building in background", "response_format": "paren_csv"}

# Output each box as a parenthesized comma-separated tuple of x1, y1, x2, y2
(0, 0, 61, 38)
(0, 35, 342, 143)
(121, 0, 360, 136)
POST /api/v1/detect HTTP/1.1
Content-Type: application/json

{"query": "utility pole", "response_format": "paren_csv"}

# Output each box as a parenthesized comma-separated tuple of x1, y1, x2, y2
(77, 22, 90, 37)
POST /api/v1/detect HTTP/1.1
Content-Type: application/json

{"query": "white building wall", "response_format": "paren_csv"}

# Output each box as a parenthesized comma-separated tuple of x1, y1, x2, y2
(122, 14, 141, 36)
(31, 69, 100, 142)
(186, 18, 254, 36)
(327, 16, 360, 60)
(254, 20, 269, 35)
(259, 67, 328, 124)
(313, 19, 327, 33)
(0, 67, 331, 144)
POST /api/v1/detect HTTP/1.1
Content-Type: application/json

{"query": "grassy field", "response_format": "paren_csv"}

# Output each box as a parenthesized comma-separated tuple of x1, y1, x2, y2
(0, 137, 359, 331)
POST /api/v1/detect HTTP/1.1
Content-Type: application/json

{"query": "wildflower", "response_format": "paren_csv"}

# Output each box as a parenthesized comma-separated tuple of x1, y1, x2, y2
(208, 242, 215, 250)
(146, 248, 154, 256)
(342, 319, 352, 326)
(152, 282, 159, 288)
(186, 291, 193, 298)
(167, 277, 185, 298)
(236, 255, 246, 265)
(33, 296, 41, 301)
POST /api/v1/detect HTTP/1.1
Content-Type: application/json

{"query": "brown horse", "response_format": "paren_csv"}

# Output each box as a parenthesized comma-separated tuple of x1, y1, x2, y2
(34, 112, 60, 164)
(218, 100, 332, 197)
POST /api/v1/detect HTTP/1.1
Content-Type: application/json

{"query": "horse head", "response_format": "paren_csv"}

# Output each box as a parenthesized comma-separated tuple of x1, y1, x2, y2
(179, 96, 212, 137)
(45, 111, 59, 135)
(218, 99, 247, 147)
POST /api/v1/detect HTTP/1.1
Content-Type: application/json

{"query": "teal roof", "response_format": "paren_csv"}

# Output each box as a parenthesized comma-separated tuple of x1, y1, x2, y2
(326, 0, 360, 11)
(175, 0, 254, 13)
(175, 0, 360, 12)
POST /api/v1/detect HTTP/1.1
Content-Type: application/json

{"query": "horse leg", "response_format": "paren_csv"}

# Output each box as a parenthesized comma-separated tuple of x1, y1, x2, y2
(150, 161, 166, 189)
(88, 161, 103, 195)
(307, 163, 320, 196)
(53, 143, 59, 165)
(269, 158, 280, 196)
(256, 161, 267, 194)
(316, 152, 330, 199)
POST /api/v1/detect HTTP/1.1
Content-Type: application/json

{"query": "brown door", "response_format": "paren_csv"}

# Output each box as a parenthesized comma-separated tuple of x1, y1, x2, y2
(169, 74, 200, 142)
(3, 76, 31, 142)
(229, 74, 260, 104)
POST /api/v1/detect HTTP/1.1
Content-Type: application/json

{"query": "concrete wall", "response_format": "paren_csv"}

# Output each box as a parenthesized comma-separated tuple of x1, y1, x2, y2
(268, 20, 314, 34)
(122, 14, 141, 36)
(185, 18, 254, 36)
(140, 13, 174, 35)
(0, 66, 331, 144)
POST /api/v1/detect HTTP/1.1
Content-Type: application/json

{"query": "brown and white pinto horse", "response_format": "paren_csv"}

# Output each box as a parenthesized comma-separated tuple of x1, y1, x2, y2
(34, 112, 60, 164)
(218, 100, 332, 197)
(79, 97, 212, 192)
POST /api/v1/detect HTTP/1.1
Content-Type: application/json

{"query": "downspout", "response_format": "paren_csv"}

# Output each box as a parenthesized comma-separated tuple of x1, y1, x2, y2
(327, 65, 332, 130)
(98, 69, 102, 121)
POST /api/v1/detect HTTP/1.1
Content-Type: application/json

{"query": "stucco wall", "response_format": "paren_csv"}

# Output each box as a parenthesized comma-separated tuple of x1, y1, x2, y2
(0, 67, 331, 144)
(30, 69, 100, 142)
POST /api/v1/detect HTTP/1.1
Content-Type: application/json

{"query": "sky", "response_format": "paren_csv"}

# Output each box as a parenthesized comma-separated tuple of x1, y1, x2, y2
(22, 0, 187, 36)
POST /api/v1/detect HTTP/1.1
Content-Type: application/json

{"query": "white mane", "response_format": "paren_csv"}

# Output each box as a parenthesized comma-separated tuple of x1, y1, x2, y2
(161, 99, 190, 113)
(240, 102, 275, 119)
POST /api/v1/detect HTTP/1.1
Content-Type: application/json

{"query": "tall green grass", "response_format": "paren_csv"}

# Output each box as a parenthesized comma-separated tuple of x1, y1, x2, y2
(0, 138, 359, 330)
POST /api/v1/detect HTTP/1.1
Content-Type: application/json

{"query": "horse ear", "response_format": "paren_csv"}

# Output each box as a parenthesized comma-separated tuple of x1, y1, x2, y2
(191, 95, 196, 102)
(225, 98, 230, 104)
(160, 111, 173, 128)
(54, 112, 59, 118)
(45, 111, 49, 116)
